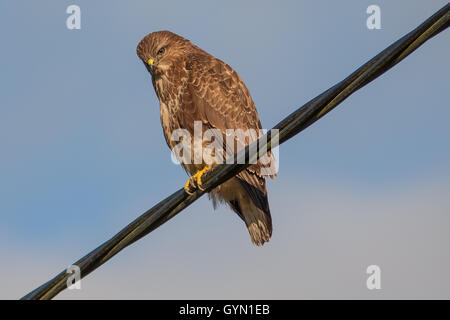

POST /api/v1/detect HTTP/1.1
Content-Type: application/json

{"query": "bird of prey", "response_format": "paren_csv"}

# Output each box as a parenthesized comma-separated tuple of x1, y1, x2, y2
(137, 31, 276, 245)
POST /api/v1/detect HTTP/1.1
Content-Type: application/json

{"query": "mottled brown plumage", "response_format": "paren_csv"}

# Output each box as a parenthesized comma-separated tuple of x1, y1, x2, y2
(137, 31, 275, 245)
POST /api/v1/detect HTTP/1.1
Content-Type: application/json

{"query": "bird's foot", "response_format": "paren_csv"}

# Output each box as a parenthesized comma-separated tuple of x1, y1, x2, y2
(184, 166, 210, 195)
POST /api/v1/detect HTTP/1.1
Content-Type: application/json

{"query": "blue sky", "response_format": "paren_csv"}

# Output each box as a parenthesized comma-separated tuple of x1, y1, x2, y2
(1, 0, 449, 299)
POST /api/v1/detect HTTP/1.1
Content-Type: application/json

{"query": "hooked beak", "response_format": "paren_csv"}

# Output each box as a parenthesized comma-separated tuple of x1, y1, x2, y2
(146, 58, 155, 74)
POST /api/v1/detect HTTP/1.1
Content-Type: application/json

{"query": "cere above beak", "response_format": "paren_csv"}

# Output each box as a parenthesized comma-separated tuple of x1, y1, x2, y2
(146, 58, 155, 73)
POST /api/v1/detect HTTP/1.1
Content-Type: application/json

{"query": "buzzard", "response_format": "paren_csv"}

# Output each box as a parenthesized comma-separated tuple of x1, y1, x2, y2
(137, 31, 275, 245)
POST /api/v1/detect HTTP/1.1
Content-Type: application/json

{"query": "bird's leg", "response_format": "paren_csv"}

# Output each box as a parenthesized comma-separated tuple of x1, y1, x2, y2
(184, 166, 210, 195)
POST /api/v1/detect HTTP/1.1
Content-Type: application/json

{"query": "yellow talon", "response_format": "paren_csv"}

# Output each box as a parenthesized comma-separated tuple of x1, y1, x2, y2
(196, 167, 208, 190)
(184, 166, 209, 194)
(184, 178, 194, 195)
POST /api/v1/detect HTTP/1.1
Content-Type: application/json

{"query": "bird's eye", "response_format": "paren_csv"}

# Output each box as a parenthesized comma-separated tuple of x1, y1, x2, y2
(157, 47, 166, 55)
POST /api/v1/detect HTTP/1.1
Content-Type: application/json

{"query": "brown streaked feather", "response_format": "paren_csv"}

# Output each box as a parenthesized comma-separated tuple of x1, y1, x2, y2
(182, 56, 274, 245)
(183, 54, 276, 177)
(236, 171, 272, 234)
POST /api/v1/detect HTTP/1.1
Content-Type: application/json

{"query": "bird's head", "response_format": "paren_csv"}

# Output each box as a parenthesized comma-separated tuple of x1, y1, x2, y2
(137, 30, 190, 77)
